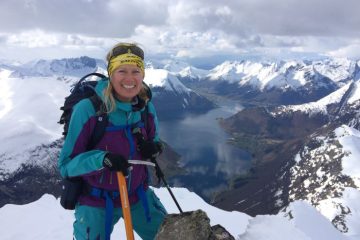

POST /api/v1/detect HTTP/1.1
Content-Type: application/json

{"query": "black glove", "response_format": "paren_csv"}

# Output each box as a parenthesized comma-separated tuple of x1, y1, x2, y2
(138, 140, 163, 159)
(102, 153, 129, 175)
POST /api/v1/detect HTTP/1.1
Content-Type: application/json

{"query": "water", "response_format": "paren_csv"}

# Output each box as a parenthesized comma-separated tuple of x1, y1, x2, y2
(159, 101, 252, 201)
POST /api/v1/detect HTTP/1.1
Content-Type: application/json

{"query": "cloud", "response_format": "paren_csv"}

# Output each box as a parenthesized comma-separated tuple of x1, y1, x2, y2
(0, 29, 117, 61)
(3, 0, 359, 38)
(328, 42, 360, 59)
(0, 0, 359, 61)
(0, 0, 168, 37)
(166, 0, 360, 38)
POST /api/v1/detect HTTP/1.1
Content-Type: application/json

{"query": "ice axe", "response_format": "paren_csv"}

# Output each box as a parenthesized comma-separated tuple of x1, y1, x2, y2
(117, 171, 135, 240)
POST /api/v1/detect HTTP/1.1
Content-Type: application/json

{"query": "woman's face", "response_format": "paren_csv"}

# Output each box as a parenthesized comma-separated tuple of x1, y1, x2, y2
(110, 64, 144, 102)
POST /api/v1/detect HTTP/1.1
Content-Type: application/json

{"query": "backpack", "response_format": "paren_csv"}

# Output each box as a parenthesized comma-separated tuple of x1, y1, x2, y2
(58, 72, 152, 210)
(58, 72, 109, 149)
(58, 72, 152, 146)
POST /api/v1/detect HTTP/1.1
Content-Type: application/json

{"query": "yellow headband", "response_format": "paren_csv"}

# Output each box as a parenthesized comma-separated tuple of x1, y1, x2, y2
(108, 53, 145, 77)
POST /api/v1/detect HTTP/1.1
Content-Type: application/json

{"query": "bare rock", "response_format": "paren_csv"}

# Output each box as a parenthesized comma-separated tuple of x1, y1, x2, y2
(210, 224, 235, 240)
(155, 210, 234, 240)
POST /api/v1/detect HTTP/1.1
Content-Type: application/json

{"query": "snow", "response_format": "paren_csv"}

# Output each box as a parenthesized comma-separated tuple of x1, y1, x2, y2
(144, 68, 191, 94)
(347, 81, 360, 104)
(163, 60, 209, 79)
(129, 58, 359, 95)
(178, 66, 208, 79)
(314, 58, 356, 83)
(0, 71, 108, 176)
(340, 188, 360, 237)
(285, 201, 349, 240)
(278, 81, 354, 115)
(207, 60, 311, 91)
(335, 125, 360, 188)
(0, 69, 69, 175)
(0, 188, 356, 240)
(294, 153, 302, 163)
(14, 57, 106, 77)
(317, 188, 360, 238)
(207, 61, 245, 83)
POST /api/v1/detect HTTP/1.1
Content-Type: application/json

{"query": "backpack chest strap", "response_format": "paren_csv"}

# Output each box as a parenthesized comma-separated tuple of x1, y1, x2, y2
(105, 121, 144, 159)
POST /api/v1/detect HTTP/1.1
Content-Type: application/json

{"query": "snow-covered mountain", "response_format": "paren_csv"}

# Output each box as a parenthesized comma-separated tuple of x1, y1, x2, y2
(288, 125, 360, 236)
(275, 80, 360, 116)
(171, 58, 360, 105)
(144, 67, 215, 119)
(313, 58, 359, 83)
(215, 78, 360, 236)
(9, 56, 107, 77)
(164, 60, 208, 79)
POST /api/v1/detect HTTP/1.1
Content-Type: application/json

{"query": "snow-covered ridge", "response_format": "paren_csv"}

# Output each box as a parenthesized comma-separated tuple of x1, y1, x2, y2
(163, 60, 208, 79)
(9, 56, 107, 77)
(289, 125, 360, 237)
(144, 68, 191, 94)
(0, 188, 357, 240)
(3, 56, 359, 93)
(274, 80, 360, 115)
(206, 60, 340, 91)
(336, 125, 360, 188)
(313, 58, 358, 83)
(166, 58, 360, 92)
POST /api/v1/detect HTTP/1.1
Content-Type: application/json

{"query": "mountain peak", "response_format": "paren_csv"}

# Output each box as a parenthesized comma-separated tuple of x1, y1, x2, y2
(11, 56, 106, 77)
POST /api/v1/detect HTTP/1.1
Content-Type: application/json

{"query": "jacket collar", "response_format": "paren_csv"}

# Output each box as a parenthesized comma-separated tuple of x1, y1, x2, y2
(95, 79, 145, 113)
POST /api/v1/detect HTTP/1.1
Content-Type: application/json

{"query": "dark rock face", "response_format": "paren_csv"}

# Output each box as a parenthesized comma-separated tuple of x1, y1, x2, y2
(0, 140, 63, 207)
(155, 210, 234, 240)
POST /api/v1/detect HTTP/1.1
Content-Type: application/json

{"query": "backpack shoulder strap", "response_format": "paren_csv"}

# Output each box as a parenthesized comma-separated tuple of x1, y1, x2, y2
(141, 104, 149, 135)
(78, 72, 107, 85)
(87, 95, 108, 150)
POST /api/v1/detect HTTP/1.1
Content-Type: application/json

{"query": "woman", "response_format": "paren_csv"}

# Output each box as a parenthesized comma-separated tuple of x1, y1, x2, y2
(58, 42, 167, 240)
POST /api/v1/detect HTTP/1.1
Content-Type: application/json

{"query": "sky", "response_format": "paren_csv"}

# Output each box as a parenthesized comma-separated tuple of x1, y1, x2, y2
(0, 0, 360, 66)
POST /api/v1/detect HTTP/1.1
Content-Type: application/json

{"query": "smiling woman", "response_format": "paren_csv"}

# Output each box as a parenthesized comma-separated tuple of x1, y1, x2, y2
(58, 42, 167, 240)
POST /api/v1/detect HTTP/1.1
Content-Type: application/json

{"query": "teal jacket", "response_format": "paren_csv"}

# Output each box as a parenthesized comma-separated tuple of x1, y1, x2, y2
(58, 79, 160, 207)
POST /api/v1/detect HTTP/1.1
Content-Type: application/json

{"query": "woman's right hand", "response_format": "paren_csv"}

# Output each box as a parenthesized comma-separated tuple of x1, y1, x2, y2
(102, 153, 130, 175)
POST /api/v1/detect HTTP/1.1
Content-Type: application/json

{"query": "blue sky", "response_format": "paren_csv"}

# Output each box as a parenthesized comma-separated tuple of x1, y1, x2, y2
(0, 0, 359, 64)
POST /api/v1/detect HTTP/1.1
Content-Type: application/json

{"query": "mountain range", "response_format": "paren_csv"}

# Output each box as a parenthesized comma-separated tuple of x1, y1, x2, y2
(0, 56, 359, 239)
(170, 58, 359, 106)
(214, 79, 360, 236)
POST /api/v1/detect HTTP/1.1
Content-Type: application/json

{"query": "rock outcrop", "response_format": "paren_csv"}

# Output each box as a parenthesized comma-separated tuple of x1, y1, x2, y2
(155, 210, 234, 240)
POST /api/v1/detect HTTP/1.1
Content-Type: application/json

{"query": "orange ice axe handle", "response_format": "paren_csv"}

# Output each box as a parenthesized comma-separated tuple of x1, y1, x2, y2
(117, 172, 135, 240)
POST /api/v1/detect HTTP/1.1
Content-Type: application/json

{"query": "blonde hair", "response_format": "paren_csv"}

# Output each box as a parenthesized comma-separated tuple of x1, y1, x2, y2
(103, 84, 150, 113)
(103, 83, 117, 113)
